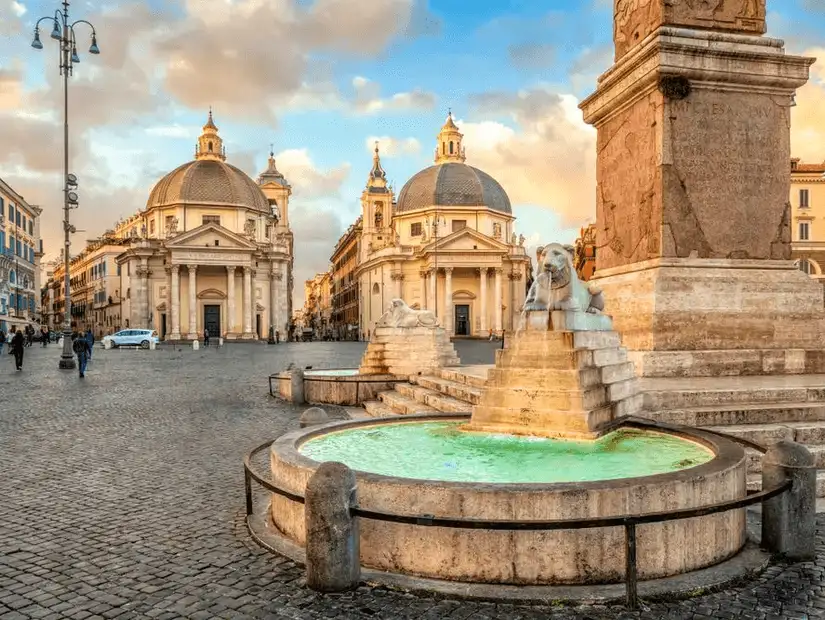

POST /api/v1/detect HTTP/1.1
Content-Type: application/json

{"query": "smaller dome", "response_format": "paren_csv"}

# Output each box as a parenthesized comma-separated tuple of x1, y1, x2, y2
(147, 160, 270, 211)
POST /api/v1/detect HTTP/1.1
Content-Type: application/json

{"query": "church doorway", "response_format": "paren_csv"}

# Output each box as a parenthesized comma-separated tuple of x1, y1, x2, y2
(256, 314, 262, 339)
(161, 314, 167, 339)
(204, 305, 221, 338)
(454, 305, 470, 336)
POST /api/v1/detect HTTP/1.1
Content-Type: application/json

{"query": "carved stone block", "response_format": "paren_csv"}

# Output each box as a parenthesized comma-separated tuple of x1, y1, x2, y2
(614, 0, 766, 60)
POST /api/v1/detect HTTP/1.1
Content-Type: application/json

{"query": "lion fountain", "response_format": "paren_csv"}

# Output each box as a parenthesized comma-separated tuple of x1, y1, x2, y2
(359, 298, 460, 376)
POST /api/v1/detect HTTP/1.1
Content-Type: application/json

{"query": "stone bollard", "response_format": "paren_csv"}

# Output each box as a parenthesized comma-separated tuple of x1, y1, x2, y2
(290, 369, 305, 405)
(300, 407, 329, 428)
(192, 340, 199, 351)
(305, 462, 360, 592)
(218, 338, 224, 347)
(761, 440, 816, 561)
(149, 340, 156, 350)
(104, 339, 113, 350)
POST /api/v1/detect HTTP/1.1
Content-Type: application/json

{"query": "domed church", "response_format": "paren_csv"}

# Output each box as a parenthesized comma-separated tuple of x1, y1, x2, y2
(355, 113, 530, 337)
(114, 111, 294, 340)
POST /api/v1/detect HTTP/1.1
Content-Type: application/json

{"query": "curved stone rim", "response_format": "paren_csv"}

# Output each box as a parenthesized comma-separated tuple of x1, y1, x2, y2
(271, 413, 744, 492)
(247, 511, 769, 604)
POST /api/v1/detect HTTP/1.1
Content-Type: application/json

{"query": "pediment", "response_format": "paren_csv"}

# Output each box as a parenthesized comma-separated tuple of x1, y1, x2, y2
(165, 223, 257, 250)
(452, 289, 476, 301)
(421, 227, 509, 253)
(156, 301, 167, 311)
(198, 288, 226, 300)
(255, 302, 266, 312)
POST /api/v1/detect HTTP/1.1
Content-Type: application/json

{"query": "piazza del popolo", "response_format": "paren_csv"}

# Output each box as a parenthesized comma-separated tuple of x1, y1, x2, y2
(354, 113, 531, 337)
(117, 112, 294, 341)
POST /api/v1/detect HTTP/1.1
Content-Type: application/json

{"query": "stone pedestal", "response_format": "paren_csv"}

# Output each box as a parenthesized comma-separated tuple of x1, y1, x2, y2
(468, 317, 642, 440)
(579, 19, 817, 390)
(358, 326, 460, 377)
(595, 258, 825, 378)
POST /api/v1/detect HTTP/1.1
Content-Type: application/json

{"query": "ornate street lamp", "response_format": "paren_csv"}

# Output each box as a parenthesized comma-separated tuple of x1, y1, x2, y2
(31, 1, 100, 370)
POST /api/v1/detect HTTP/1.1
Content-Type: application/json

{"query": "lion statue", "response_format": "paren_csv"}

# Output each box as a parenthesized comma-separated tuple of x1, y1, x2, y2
(376, 299, 439, 328)
(524, 243, 605, 314)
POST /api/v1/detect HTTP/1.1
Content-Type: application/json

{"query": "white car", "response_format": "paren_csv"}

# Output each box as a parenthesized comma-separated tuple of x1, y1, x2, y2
(102, 329, 159, 349)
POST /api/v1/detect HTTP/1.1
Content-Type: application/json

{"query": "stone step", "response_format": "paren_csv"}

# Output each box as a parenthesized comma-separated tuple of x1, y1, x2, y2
(377, 390, 438, 415)
(494, 347, 628, 370)
(396, 381, 474, 413)
(702, 422, 825, 447)
(362, 400, 397, 418)
(745, 444, 825, 474)
(644, 386, 821, 411)
(648, 402, 825, 427)
(411, 375, 482, 405)
(438, 367, 489, 389)
(747, 471, 825, 496)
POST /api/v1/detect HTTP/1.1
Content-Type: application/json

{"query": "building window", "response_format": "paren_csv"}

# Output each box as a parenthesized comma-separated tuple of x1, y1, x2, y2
(374, 203, 383, 228)
(799, 222, 810, 241)
(7, 204, 11, 219)
(21, 215, 26, 230)
(800, 188, 810, 208)
(202, 215, 220, 226)
(28, 221, 32, 235)
(410, 222, 422, 237)
(449, 141, 454, 154)
(372, 283, 380, 295)
(452, 220, 467, 233)
(214, 240, 220, 246)
(149, 220, 155, 235)
(799, 259, 813, 275)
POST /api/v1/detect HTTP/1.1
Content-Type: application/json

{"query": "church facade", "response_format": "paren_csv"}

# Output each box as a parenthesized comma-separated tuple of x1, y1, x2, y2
(354, 114, 531, 337)
(51, 113, 295, 341)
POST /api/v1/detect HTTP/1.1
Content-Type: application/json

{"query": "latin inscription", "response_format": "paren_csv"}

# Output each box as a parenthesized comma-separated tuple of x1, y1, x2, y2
(173, 251, 249, 263)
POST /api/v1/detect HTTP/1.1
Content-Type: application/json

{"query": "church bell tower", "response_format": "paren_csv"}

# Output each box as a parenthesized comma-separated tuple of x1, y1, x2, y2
(360, 142, 394, 259)
(194, 108, 226, 161)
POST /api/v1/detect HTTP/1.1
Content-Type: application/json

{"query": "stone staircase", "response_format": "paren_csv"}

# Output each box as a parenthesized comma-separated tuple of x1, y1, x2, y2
(639, 375, 825, 495)
(362, 365, 825, 496)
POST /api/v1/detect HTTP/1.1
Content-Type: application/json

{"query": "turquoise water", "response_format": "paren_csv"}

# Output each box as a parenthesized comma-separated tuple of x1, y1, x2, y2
(299, 422, 714, 483)
(304, 369, 359, 377)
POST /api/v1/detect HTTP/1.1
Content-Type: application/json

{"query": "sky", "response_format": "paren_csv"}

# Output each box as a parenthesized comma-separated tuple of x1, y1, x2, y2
(2, 0, 825, 309)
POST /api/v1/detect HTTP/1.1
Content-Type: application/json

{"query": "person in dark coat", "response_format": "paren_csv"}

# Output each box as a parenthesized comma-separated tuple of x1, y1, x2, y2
(73, 333, 91, 378)
(11, 327, 24, 370)
(85, 328, 95, 359)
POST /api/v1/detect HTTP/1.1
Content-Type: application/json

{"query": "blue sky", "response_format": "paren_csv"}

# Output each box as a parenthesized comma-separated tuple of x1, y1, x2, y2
(2, 0, 825, 307)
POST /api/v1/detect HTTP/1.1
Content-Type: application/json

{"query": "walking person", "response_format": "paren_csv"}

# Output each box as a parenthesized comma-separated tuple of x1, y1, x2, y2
(11, 327, 24, 371)
(85, 328, 95, 360)
(41, 326, 48, 347)
(203, 327, 210, 347)
(72, 333, 90, 378)
(8, 326, 16, 355)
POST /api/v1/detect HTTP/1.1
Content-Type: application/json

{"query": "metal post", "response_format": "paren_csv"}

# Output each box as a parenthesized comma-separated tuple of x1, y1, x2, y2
(624, 522, 638, 610)
(58, 2, 75, 369)
(244, 468, 253, 516)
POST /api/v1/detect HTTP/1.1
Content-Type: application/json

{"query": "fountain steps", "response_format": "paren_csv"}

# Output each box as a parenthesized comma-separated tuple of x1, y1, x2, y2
(651, 402, 825, 427)
(376, 391, 439, 415)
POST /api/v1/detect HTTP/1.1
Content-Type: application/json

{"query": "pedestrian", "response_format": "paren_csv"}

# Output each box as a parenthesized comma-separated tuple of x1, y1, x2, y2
(41, 326, 48, 347)
(25, 325, 33, 348)
(11, 327, 24, 371)
(8, 326, 15, 355)
(72, 333, 90, 378)
(85, 328, 95, 360)
(275, 329, 280, 344)
(203, 327, 210, 347)
(0, 329, 6, 353)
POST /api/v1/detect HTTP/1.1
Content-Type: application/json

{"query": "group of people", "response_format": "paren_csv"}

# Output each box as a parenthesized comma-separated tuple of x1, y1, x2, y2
(0, 325, 94, 376)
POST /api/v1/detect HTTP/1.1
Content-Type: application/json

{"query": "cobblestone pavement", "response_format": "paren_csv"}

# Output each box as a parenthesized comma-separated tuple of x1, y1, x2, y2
(1, 342, 824, 619)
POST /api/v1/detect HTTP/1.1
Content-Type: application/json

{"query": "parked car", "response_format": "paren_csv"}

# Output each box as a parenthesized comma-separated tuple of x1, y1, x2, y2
(102, 329, 159, 349)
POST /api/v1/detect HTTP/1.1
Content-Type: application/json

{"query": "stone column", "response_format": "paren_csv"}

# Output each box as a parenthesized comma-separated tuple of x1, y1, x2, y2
(187, 264, 198, 338)
(243, 266, 253, 337)
(226, 266, 236, 337)
(136, 259, 150, 328)
(494, 268, 503, 333)
(429, 268, 437, 314)
(394, 266, 403, 299)
(170, 265, 181, 339)
(270, 266, 281, 338)
(444, 267, 453, 334)
(479, 267, 488, 334)
(420, 270, 427, 308)
(165, 266, 172, 339)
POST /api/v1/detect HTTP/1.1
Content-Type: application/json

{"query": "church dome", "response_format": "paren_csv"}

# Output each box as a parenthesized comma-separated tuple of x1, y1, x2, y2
(145, 111, 270, 212)
(395, 162, 512, 214)
(146, 159, 270, 211)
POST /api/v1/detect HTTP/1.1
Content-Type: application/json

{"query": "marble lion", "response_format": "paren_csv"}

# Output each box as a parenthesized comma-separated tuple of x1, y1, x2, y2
(376, 299, 439, 328)
(524, 243, 605, 314)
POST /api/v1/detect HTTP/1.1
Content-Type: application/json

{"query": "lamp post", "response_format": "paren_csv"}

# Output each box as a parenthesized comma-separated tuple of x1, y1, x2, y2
(31, 1, 100, 370)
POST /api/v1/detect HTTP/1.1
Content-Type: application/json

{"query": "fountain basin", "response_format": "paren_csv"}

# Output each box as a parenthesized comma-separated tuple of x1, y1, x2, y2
(274, 369, 404, 405)
(269, 414, 747, 585)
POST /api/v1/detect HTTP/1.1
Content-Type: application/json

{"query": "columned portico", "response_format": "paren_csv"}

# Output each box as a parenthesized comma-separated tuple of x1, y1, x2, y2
(242, 266, 254, 338)
(420, 270, 427, 309)
(170, 265, 181, 339)
(429, 268, 437, 315)
(226, 266, 237, 337)
(494, 268, 502, 333)
(187, 265, 198, 338)
(479, 267, 488, 334)
(444, 267, 453, 334)
(270, 268, 281, 337)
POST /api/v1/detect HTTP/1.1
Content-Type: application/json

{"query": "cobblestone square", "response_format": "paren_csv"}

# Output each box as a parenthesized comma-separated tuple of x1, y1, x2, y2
(1, 342, 824, 619)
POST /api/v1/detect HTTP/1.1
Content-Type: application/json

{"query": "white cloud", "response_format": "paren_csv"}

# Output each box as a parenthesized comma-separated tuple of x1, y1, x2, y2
(144, 124, 200, 138)
(461, 86, 597, 229)
(275, 149, 351, 199)
(11, 1, 26, 17)
(352, 76, 436, 115)
(365, 136, 421, 157)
